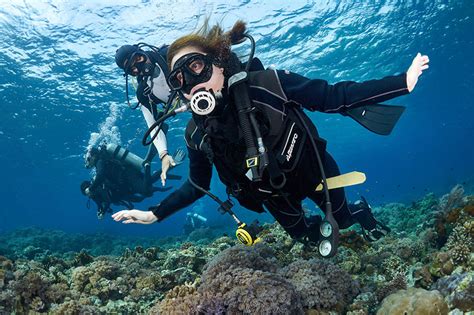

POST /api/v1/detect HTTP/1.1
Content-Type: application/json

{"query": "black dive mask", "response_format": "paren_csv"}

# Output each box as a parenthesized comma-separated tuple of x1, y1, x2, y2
(124, 51, 155, 77)
(167, 53, 213, 95)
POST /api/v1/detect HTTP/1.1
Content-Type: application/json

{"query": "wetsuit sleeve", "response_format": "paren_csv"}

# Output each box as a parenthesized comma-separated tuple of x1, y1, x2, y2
(140, 105, 168, 159)
(277, 70, 409, 113)
(148, 146, 213, 222)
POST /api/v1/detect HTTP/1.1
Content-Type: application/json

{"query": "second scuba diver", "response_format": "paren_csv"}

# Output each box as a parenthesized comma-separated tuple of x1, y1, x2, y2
(113, 21, 429, 255)
(82, 144, 185, 218)
(115, 43, 181, 186)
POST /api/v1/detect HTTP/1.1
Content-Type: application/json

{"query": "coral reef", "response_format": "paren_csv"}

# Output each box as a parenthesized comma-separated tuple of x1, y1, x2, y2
(194, 244, 303, 314)
(0, 186, 472, 313)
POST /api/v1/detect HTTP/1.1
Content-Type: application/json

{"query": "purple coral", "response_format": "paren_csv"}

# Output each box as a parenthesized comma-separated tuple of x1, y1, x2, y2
(280, 259, 360, 312)
(433, 273, 474, 312)
(198, 244, 303, 314)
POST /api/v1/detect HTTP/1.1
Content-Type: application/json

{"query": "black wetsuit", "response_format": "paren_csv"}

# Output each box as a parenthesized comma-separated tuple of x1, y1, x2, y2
(89, 156, 167, 213)
(149, 69, 409, 240)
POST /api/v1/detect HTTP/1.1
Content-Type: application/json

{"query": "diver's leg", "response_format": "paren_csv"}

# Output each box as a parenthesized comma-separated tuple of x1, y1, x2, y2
(307, 152, 355, 229)
(308, 152, 389, 241)
(263, 196, 315, 241)
(348, 197, 391, 242)
(127, 194, 146, 203)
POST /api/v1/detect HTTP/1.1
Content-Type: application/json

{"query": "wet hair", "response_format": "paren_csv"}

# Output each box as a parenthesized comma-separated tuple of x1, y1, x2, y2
(80, 181, 91, 195)
(167, 20, 247, 77)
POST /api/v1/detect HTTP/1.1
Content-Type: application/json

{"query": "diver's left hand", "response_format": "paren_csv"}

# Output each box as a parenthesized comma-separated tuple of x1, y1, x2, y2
(112, 210, 157, 224)
(160, 154, 176, 186)
(406, 53, 429, 92)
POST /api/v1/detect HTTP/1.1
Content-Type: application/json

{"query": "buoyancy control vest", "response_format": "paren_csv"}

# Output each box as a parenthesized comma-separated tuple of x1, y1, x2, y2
(185, 69, 328, 211)
(135, 48, 170, 113)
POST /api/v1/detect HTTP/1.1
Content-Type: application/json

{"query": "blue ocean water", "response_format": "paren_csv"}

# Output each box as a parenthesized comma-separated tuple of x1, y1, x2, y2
(0, 0, 472, 239)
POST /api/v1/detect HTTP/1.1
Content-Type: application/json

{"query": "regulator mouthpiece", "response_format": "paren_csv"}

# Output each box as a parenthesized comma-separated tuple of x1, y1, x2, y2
(190, 89, 216, 115)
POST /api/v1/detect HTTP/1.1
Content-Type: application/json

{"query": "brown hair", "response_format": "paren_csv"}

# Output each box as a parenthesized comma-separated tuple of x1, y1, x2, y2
(167, 19, 247, 71)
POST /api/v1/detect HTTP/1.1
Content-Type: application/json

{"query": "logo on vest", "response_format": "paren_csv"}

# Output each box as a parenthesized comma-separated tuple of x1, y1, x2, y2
(286, 133, 299, 162)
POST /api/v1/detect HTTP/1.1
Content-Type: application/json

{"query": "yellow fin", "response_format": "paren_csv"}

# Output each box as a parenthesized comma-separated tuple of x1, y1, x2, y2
(315, 171, 366, 191)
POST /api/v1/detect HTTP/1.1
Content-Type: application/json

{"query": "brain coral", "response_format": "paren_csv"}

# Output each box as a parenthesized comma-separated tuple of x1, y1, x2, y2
(376, 287, 448, 315)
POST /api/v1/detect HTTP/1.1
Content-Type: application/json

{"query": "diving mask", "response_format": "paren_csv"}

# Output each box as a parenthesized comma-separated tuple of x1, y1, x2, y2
(124, 51, 155, 76)
(167, 53, 213, 95)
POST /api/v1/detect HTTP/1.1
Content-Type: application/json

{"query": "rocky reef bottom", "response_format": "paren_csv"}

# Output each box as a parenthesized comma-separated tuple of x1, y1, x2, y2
(0, 185, 473, 314)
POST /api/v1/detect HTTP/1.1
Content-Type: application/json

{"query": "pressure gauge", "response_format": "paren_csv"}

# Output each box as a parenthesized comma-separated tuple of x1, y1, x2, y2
(320, 220, 333, 238)
(319, 240, 332, 257)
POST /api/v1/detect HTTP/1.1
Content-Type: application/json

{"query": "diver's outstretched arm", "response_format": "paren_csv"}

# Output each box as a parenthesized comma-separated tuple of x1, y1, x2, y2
(278, 53, 429, 114)
(112, 209, 157, 224)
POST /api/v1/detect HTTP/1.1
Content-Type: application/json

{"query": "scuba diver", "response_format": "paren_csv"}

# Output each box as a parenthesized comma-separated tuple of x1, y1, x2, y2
(115, 43, 180, 186)
(183, 211, 209, 235)
(82, 144, 185, 218)
(115, 42, 265, 185)
(113, 21, 429, 255)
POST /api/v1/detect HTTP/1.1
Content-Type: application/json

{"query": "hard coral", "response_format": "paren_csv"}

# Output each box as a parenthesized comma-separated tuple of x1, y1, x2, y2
(433, 272, 474, 312)
(376, 287, 448, 315)
(438, 184, 465, 214)
(375, 273, 407, 302)
(445, 222, 474, 265)
(429, 251, 454, 278)
(51, 299, 99, 315)
(340, 230, 368, 251)
(10, 270, 50, 311)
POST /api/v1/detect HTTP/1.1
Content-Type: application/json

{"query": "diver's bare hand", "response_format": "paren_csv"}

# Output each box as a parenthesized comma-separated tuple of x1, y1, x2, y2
(112, 210, 157, 224)
(160, 154, 176, 186)
(406, 53, 429, 92)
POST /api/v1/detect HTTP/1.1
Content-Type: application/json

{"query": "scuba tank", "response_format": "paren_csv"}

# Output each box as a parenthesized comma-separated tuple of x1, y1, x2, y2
(103, 143, 144, 172)
(187, 212, 208, 223)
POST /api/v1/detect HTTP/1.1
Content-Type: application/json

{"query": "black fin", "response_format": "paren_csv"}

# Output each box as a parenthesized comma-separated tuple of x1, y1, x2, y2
(152, 186, 173, 192)
(166, 174, 182, 180)
(345, 103, 405, 135)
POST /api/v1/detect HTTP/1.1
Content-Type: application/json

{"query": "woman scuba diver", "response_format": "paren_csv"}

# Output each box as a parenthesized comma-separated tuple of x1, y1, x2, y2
(113, 21, 429, 256)
(115, 43, 183, 186)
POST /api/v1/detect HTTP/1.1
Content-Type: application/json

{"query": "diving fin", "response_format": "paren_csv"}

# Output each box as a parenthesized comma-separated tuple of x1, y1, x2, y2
(345, 104, 405, 135)
(315, 171, 366, 192)
(166, 174, 182, 180)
